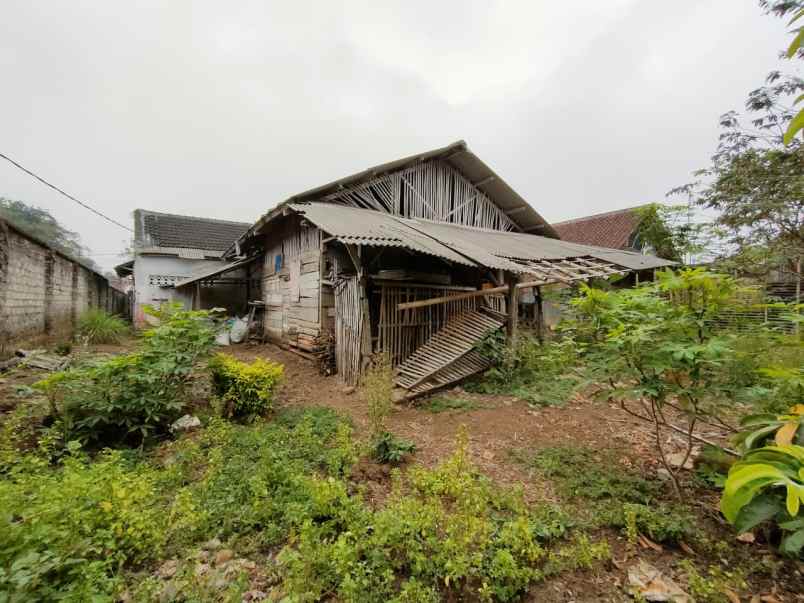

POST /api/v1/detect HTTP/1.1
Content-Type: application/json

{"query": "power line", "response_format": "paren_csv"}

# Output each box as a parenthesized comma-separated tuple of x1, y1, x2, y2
(0, 152, 133, 232)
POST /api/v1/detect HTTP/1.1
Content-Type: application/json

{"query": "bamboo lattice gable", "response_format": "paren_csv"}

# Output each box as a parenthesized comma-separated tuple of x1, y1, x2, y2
(320, 160, 519, 232)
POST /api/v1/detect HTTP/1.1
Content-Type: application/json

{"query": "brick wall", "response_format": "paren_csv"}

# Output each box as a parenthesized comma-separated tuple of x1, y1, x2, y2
(0, 219, 130, 355)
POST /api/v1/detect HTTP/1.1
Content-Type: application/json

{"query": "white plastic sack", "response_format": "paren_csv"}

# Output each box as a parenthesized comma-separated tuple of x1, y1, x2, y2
(215, 330, 231, 346)
(229, 317, 249, 344)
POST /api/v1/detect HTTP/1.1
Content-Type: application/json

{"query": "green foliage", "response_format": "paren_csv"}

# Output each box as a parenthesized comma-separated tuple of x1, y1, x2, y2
(0, 197, 99, 269)
(735, 405, 804, 452)
(679, 560, 748, 603)
(75, 308, 129, 344)
(209, 353, 284, 418)
(277, 428, 602, 602)
(530, 446, 659, 504)
(423, 396, 481, 413)
(472, 333, 587, 407)
(633, 203, 703, 262)
(35, 305, 216, 446)
(372, 431, 416, 464)
(361, 357, 415, 464)
(527, 446, 699, 545)
(720, 445, 804, 556)
(363, 355, 394, 437)
(568, 269, 745, 498)
(163, 408, 353, 545)
(0, 448, 165, 600)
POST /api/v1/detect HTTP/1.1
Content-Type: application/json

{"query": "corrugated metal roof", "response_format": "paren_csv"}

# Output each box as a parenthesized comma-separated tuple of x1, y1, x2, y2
(228, 140, 558, 256)
(291, 203, 476, 267)
(175, 256, 259, 288)
(290, 203, 674, 274)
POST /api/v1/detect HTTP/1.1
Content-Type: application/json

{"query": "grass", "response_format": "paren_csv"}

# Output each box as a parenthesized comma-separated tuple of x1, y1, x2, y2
(422, 396, 481, 413)
(75, 309, 129, 344)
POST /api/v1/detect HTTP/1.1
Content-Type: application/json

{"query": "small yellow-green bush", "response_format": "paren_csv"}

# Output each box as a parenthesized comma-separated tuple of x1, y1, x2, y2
(209, 354, 284, 418)
(0, 449, 165, 599)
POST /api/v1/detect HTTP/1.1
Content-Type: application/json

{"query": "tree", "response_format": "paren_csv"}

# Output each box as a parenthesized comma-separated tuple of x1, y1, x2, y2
(672, 73, 803, 286)
(759, 0, 804, 143)
(0, 197, 99, 269)
(633, 203, 706, 264)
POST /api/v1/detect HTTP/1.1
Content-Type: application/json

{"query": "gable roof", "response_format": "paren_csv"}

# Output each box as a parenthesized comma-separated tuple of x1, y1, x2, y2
(134, 209, 250, 255)
(552, 206, 647, 250)
(228, 141, 558, 255)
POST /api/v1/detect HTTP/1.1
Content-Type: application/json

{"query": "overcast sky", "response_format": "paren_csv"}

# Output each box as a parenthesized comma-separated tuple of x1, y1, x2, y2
(0, 1, 793, 271)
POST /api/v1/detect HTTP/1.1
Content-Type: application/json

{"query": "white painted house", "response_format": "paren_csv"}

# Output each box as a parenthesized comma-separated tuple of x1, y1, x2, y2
(116, 210, 251, 326)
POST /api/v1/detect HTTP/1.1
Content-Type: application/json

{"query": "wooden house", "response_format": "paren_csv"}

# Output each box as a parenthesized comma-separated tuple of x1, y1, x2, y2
(175, 141, 672, 397)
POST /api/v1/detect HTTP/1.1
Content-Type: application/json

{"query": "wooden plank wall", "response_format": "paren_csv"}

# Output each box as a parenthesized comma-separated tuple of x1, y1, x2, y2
(261, 222, 323, 349)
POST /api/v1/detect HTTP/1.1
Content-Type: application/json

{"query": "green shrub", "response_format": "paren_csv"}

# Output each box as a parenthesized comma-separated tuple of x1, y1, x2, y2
(209, 353, 284, 418)
(471, 333, 587, 406)
(35, 306, 216, 446)
(0, 449, 164, 600)
(278, 428, 570, 602)
(75, 308, 128, 343)
(372, 431, 416, 464)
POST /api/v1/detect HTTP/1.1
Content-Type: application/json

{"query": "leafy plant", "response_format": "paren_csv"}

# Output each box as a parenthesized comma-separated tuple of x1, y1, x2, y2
(472, 333, 587, 407)
(720, 445, 804, 556)
(75, 308, 128, 344)
(372, 431, 416, 464)
(35, 306, 216, 446)
(569, 269, 743, 500)
(735, 405, 804, 451)
(209, 353, 284, 418)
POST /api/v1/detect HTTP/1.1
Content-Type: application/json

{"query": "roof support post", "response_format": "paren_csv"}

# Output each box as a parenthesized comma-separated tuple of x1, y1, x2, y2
(506, 272, 519, 345)
(535, 286, 544, 344)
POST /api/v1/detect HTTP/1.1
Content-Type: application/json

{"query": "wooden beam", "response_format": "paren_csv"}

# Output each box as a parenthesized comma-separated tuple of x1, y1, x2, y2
(397, 285, 509, 311)
(506, 273, 519, 343)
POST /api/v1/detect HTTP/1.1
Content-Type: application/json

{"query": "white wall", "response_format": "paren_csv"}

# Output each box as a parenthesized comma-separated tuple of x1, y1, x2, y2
(132, 254, 220, 325)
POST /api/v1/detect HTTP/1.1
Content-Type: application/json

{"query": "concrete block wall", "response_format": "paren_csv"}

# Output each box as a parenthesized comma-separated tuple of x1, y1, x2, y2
(0, 219, 130, 355)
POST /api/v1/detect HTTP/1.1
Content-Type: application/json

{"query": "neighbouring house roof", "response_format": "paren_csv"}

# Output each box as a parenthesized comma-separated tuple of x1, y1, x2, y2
(114, 259, 134, 277)
(134, 209, 250, 256)
(552, 206, 648, 250)
(228, 140, 559, 256)
(174, 255, 261, 289)
(289, 202, 674, 273)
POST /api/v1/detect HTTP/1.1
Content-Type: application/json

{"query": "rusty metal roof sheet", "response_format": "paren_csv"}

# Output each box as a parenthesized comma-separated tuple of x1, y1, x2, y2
(290, 203, 674, 273)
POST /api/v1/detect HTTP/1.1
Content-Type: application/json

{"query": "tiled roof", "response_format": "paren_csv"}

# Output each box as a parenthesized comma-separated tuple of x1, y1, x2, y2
(134, 210, 250, 254)
(551, 206, 646, 250)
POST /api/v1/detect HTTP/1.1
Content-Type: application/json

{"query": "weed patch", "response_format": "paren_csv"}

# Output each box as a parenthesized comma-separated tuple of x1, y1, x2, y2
(422, 396, 481, 413)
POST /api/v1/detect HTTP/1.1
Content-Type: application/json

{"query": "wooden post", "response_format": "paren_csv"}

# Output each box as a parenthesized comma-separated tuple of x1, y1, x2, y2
(506, 272, 519, 344)
(536, 286, 544, 344)
(194, 283, 201, 310)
